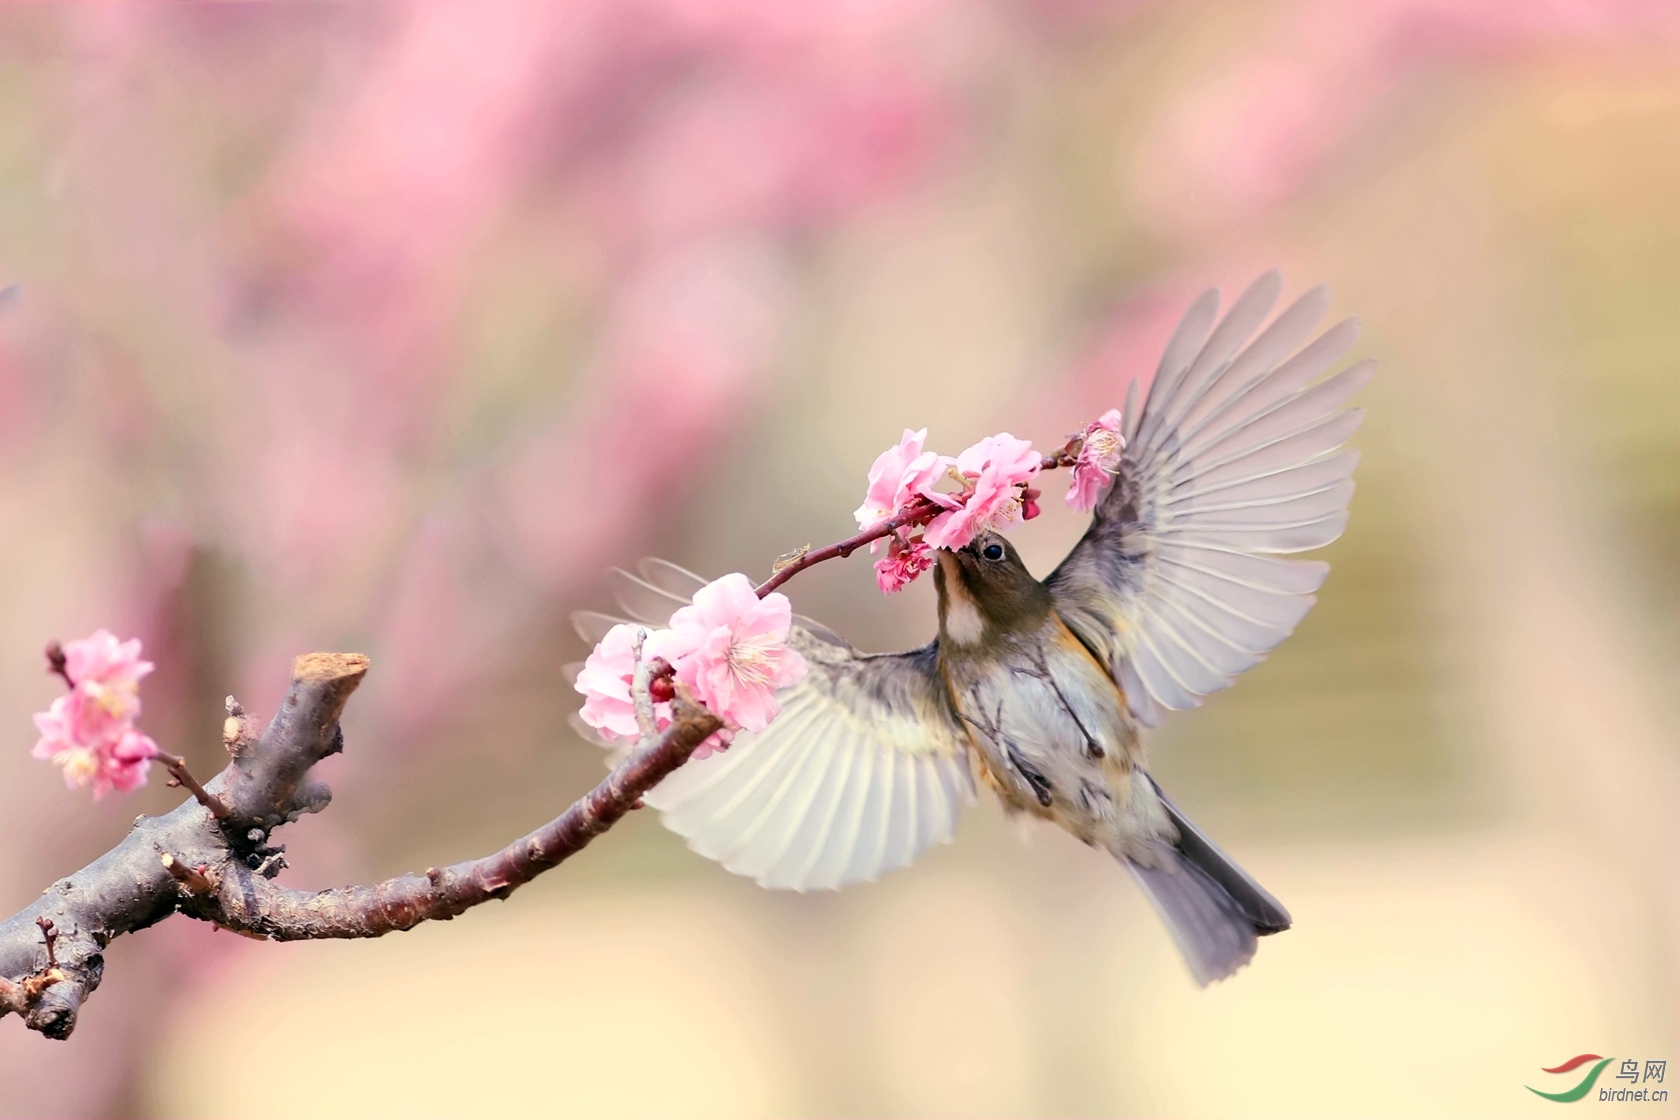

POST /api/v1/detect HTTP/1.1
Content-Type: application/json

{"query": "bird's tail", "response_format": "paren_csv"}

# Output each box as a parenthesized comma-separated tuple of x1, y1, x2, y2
(1124, 774, 1292, 986)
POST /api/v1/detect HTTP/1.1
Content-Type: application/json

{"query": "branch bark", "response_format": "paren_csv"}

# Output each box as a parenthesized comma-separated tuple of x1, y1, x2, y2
(0, 652, 721, 1039)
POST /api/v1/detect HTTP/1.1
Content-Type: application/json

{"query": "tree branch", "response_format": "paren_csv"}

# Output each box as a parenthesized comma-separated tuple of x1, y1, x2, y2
(198, 698, 718, 940)
(0, 443, 1072, 1041)
(0, 651, 720, 1039)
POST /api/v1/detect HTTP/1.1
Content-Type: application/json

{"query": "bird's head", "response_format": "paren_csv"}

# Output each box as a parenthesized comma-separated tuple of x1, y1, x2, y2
(933, 531, 1052, 648)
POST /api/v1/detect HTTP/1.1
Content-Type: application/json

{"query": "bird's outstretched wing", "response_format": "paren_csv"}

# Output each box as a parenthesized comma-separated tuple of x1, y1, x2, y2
(570, 559, 975, 891)
(1047, 271, 1371, 727)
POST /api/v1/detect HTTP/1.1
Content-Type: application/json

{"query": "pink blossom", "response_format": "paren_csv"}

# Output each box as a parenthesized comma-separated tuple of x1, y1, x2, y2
(575, 623, 668, 743)
(102, 729, 161, 796)
(874, 533, 935, 594)
(649, 573, 806, 733)
(853, 428, 957, 541)
(575, 622, 740, 759)
(1066, 409, 1125, 512)
(33, 698, 159, 800)
(953, 432, 1041, 484)
(32, 630, 160, 798)
(923, 433, 1041, 550)
(60, 628, 153, 742)
(1021, 487, 1043, 522)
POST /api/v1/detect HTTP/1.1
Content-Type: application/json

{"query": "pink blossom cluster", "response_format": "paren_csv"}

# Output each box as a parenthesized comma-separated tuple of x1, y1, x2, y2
(853, 428, 1044, 593)
(32, 630, 160, 799)
(853, 413, 1126, 592)
(923, 433, 1045, 551)
(575, 573, 807, 760)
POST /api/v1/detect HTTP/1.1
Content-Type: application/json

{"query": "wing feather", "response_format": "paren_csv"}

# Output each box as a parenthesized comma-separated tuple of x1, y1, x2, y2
(1180, 316, 1360, 449)
(801, 741, 877, 890)
(1144, 598, 1260, 676)
(1135, 288, 1220, 446)
(655, 702, 822, 845)
(1176, 285, 1330, 434)
(1177, 426, 1356, 494)
(1168, 513, 1350, 555)
(1147, 271, 1282, 441)
(846, 748, 899, 882)
(1127, 629, 1202, 711)
(1119, 377, 1142, 444)
(914, 755, 949, 853)
(571, 611, 624, 644)
(1049, 274, 1368, 725)
(1147, 573, 1290, 653)
(577, 573, 975, 890)
(1186, 363, 1374, 465)
(635, 558, 708, 596)
(670, 699, 825, 835)
(782, 741, 862, 887)
(1137, 603, 1230, 695)
(1170, 479, 1354, 524)
(627, 558, 850, 646)
(1149, 612, 1261, 683)
(606, 568, 691, 627)
(1190, 407, 1365, 477)
(734, 724, 846, 882)
(881, 750, 920, 876)
(1170, 469, 1353, 514)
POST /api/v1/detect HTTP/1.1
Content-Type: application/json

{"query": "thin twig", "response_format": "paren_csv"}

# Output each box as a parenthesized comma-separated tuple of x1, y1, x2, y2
(161, 854, 212, 895)
(754, 496, 940, 597)
(154, 752, 230, 820)
(14, 920, 65, 1007)
(34, 919, 55, 971)
(754, 450, 1071, 599)
(42, 643, 73, 689)
(629, 629, 657, 739)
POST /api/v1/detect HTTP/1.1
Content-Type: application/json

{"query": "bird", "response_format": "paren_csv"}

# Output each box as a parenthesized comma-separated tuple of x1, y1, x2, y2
(573, 270, 1371, 985)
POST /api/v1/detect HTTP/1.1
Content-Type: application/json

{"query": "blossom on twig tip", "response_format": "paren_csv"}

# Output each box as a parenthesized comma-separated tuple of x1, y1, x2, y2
(576, 623, 674, 743)
(874, 533, 934, 594)
(1066, 409, 1124, 512)
(648, 574, 806, 736)
(31, 630, 159, 799)
(575, 576, 806, 761)
(853, 428, 957, 546)
(922, 432, 1041, 550)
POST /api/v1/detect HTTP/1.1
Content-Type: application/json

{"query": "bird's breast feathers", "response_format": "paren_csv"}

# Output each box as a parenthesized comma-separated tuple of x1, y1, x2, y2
(942, 618, 1144, 842)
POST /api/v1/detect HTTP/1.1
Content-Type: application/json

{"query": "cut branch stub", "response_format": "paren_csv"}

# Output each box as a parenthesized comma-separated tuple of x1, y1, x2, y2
(0, 655, 371, 1040)
(225, 652, 367, 830)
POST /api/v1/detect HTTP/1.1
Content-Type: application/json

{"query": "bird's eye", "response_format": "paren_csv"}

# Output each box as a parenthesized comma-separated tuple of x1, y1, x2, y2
(982, 542, 1005, 561)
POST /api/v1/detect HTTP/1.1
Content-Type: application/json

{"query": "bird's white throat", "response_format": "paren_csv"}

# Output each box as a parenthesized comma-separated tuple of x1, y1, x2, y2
(942, 585, 987, 646)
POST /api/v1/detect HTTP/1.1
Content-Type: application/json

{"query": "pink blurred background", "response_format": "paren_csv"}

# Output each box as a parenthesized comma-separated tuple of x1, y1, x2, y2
(0, 2, 1673, 1116)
